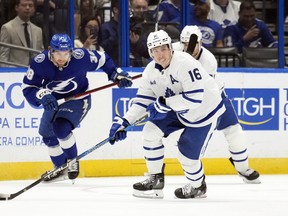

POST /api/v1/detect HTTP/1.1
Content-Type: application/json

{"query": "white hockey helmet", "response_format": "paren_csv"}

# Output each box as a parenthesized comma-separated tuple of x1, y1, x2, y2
(180, 25, 202, 43)
(147, 30, 172, 57)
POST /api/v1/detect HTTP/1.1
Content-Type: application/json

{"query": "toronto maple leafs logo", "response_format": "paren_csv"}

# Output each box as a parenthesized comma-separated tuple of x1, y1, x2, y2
(164, 87, 175, 98)
(46, 77, 77, 94)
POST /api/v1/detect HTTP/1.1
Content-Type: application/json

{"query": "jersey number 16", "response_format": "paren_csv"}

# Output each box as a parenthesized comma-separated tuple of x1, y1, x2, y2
(188, 68, 202, 82)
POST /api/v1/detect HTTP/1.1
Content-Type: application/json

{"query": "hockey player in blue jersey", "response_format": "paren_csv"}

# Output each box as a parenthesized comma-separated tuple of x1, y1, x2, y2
(22, 33, 132, 182)
(109, 30, 225, 199)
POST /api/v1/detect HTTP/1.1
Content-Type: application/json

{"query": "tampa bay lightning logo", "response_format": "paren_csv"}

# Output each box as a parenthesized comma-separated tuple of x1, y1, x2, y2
(199, 26, 215, 46)
(72, 49, 84, 59)
(34, 53, 45, 63)
(46, 77, 77, 94)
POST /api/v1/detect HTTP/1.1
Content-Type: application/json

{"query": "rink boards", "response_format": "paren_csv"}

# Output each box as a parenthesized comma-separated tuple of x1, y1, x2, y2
(0, 68, 288, 180)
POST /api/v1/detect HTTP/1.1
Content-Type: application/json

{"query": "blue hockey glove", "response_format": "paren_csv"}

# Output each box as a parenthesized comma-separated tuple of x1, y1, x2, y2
(36, 89, 58, 111)
(146, 97, 172, 121)
(110, 68, 133, 88)
(109, 116, 130, 145)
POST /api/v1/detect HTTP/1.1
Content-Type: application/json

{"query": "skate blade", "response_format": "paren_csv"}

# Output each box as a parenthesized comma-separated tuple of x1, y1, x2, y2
(241, 177, 261, 184)
(194, 193, 207, 199)
(133, 189, 164, 199)
(174, 193, 207, 199)
(42, 175, 69, 183)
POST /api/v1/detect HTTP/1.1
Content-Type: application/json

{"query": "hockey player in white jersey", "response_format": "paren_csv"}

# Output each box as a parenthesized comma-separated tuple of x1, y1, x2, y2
(109, 30, 225, 199)
(174, 25, 260, 184)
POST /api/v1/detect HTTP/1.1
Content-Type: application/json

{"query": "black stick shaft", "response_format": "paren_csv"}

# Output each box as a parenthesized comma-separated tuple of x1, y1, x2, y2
(0, 114, 148, 201)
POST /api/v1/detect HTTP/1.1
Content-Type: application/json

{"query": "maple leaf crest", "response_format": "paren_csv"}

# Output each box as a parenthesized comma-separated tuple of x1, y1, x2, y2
(164, 87, 175, 98)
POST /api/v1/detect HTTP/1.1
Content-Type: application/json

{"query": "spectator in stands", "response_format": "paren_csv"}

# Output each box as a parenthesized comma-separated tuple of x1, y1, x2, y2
(54, 0, 70, 34)
(223, 0, 278, 53)
(129, 0, 163, 67)
(208, 0, 241, 30)
(93, 0, 108, 23)
(130, 0, 152, 21)
(32, 0, 55, 49)
(155, 0, 192, 26)
(156, 0, 181, 25)
(0, 0, 43, 67)
(74, 15, 104, 51)
(99, 0, 120, 65)
(129, 16, 151, 67)
(129, 0, 181, 66)
(74, 0, 102, 39)
(129, 0, 153, 67)
(188, 0, 224, 47)
(152, 0, 182, 40)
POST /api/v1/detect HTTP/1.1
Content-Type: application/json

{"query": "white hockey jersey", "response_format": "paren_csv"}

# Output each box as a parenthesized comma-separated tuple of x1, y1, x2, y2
(172, 42, 225, 91)
(208, 0, 241, 29)
(124, 51, 225, 127)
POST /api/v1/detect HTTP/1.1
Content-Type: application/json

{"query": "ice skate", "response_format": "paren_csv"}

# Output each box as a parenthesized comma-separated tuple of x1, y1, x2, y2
(68, 159, 79, 180)
(133, 164, 165, 199)
(229, 157, 261, 184)
(42, 168, 68, 183)
(174, 176, 207, 199)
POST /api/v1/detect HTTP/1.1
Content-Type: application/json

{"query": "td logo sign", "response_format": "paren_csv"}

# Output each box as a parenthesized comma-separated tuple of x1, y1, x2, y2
(112, 88, 279, 131)
(112, 88, 144, 131)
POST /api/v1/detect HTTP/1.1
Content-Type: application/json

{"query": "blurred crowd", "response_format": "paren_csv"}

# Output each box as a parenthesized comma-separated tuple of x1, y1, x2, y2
(0, 0, 285, 67)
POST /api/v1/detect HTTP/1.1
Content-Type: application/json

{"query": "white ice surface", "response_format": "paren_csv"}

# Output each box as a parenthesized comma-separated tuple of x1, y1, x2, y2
(0, 175, 287, 216)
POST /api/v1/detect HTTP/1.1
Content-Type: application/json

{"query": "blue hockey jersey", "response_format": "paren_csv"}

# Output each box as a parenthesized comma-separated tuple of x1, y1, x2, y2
(223, 19, 278, 52)
(22, 48, 118, 107)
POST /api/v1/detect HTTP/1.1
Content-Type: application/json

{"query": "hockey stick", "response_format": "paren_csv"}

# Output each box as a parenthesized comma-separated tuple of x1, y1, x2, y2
(0, 114, 148, 201)
(58, 73, 143, 104)
(186, 34, 198, 55)
(154, 0, 162, 31)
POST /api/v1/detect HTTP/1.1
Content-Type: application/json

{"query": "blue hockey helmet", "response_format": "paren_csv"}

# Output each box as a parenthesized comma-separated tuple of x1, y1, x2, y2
(50, 34, 73, 51)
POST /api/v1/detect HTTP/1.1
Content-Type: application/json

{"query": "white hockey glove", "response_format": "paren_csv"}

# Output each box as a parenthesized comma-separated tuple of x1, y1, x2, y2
(36, 89, 58, 111)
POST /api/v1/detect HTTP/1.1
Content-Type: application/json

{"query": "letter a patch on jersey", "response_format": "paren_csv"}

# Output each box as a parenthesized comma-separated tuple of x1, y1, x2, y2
(170, 75, 179, 84)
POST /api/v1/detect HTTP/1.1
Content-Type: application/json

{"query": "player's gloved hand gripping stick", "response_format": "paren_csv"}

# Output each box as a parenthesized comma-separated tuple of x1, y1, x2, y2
(36, 89, 58, 111)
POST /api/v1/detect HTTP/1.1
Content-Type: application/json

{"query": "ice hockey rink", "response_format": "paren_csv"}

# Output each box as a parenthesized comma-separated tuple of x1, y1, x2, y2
(0, 174, 287, 216)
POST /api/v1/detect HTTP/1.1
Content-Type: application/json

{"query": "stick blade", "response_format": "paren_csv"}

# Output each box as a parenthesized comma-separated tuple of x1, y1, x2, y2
(187, 34, 198, 55)
(0, 193, 12, 201)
